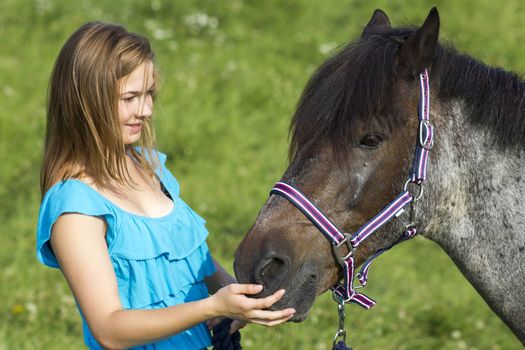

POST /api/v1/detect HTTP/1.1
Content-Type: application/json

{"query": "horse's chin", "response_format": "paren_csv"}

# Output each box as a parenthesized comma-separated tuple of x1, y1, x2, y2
(267, 262, 319, 322)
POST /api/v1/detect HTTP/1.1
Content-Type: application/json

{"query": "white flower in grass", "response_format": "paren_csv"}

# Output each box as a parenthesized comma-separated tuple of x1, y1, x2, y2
(237, 166, 248, 176)
(35, 0, 52, 14)
(184, 12, 219, 34)
(225, 61, 238, 73)
(26, 302, 37, 321)
(451, 330, 462, 339)
(61, 295, 75, 305)
(397, 308, 406, 319)
(318, 42, 338, 55)
(3, 266, 14, 277)
(144, 19, 173, 41)
(25, 302, 37, 314)
(153, 28, 173, 40)
(315, 341, 327, 350)
(457, 340, 467, 349)
(3, 86, 14, 97)
(150, 0, 161, 11)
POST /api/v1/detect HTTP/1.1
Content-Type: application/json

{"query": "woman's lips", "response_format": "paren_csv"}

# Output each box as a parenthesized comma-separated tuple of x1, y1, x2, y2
(127, 123, 142, 134)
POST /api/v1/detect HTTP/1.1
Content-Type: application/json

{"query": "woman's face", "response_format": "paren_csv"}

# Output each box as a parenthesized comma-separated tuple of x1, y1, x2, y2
(118, 61, 155, 145)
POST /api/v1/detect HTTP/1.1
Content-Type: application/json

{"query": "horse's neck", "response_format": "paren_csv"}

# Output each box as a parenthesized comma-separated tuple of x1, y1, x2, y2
(421, 100, 525, 340)
(424, 100, 525, 242)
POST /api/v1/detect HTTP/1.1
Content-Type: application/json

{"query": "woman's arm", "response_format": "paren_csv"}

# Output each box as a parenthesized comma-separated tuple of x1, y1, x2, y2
(205, 258, 237, 294)
(205, 258, 247, 333)
(51, 213, 295, 350)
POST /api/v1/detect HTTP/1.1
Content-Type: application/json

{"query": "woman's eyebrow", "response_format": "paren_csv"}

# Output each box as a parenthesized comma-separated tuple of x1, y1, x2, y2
(121, 84, 156, 95)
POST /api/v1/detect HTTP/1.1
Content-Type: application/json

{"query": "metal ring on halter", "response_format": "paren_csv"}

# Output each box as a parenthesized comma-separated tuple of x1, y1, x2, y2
(405, 222, 417, 231)
(403, 179, 424, 202)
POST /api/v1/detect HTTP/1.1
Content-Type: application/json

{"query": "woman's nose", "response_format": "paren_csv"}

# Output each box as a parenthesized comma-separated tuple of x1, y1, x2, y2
(139, 95, 153, 118)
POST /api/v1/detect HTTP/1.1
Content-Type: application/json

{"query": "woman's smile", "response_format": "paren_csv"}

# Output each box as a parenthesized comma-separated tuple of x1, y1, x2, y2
(126, 122, 143, 134)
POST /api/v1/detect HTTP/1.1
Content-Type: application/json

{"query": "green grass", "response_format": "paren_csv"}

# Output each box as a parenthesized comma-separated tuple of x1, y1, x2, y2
(0, 0, 523, 349)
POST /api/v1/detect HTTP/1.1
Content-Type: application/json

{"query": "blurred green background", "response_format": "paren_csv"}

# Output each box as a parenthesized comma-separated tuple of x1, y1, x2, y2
(0, 0, 523, 349)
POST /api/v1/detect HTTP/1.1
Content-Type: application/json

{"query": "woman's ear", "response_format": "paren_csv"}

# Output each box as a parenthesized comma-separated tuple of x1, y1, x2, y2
(398, 7, 440, 78)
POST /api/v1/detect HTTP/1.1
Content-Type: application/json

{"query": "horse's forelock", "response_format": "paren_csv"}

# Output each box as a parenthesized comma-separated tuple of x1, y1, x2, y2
(289, 27, 418, 162)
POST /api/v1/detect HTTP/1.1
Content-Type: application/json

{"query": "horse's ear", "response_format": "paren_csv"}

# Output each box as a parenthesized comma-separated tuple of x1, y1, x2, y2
(398, 7, 440, 78)
(361, 9, 391, 38)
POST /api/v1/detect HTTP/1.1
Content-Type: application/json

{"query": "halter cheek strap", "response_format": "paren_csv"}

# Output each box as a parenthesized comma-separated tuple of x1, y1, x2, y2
(270, 70, 433, 309)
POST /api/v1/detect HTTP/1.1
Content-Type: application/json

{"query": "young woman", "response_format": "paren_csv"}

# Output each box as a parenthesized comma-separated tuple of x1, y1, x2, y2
(36, 22, 295, 349)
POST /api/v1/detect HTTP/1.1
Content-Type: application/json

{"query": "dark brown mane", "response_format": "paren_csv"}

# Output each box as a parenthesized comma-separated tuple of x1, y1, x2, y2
(435, 46, 525, 149)
(289, 25, 525, 160)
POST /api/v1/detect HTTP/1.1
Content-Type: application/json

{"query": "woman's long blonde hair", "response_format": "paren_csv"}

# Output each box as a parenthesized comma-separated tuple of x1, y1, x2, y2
(41, 22, 159, 198)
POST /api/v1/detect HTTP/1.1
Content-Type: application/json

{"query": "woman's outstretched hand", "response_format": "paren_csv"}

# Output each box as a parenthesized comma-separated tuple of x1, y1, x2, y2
(209, 283, 296, 327)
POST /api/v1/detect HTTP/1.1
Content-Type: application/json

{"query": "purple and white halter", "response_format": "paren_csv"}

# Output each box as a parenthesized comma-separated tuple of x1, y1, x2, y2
(270, 70, 433, 309)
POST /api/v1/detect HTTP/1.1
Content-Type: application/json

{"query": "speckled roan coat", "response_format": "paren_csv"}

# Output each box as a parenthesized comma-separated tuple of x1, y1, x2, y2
(234, 8, 525, 344)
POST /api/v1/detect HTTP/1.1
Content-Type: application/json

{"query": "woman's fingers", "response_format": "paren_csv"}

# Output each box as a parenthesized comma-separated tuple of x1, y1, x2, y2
(248, 313, 295, 327)
(250, 288, 286, 309)
(229, 283, 263, 295)
(245, 307, 296, 321)
(217, 283, 296, 324)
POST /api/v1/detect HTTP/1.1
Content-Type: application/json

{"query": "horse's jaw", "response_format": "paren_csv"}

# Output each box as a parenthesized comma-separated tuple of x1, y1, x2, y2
(233, 246, 321, 321)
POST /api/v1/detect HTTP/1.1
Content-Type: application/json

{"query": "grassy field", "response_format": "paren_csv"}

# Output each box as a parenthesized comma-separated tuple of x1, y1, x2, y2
(1, 0, 524, 349)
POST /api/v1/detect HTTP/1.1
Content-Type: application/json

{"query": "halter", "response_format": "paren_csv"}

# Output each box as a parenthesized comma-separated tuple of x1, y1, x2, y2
(270, 70, 433, 312)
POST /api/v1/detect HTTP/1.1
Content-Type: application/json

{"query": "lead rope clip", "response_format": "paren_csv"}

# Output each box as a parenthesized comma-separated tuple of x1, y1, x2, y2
(332, 294, 347, 348)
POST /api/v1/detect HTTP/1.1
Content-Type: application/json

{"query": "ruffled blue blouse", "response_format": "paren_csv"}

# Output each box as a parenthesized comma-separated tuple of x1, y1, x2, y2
(36, 152, 216, 349)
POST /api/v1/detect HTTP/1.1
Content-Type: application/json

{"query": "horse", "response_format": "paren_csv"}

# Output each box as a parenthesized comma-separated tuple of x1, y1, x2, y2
(233, 7, 525, 344)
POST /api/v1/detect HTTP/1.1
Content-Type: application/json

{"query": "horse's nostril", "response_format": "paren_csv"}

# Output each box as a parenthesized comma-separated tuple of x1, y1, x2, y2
(260, 258, 284, 279)
(255, 254, 290, 291)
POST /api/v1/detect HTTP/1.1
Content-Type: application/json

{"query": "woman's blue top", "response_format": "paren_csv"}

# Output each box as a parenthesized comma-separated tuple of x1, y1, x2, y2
(36, 152, 216, 349)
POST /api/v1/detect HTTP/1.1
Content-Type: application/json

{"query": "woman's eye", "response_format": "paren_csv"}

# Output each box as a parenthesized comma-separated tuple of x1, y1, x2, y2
(123, 96, 135, 102)
(359, 132, 384, 149)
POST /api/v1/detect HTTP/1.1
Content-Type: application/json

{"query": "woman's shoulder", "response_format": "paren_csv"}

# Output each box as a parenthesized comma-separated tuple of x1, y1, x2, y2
(42, 179, 108, 209)
(39, 179, 120, 228)
(37, 179, 118, 268)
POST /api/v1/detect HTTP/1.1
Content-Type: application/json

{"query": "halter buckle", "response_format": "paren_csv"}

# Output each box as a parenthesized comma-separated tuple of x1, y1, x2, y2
(332, 235, 354, 267)
(419, 120, 434, 150)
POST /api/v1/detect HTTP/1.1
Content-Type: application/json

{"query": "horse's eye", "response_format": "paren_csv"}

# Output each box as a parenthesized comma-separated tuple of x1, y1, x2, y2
(359, 132, 384, 149)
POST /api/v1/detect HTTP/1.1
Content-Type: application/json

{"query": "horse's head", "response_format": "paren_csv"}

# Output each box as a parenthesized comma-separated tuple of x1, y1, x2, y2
(234, 8, 440, 321)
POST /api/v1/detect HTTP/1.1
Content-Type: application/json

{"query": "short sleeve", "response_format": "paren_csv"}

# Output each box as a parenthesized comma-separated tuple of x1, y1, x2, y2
(36, 181, 117, 268)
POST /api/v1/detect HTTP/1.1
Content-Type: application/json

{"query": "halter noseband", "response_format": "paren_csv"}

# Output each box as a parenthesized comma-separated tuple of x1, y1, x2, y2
(270, 69, 433, 309)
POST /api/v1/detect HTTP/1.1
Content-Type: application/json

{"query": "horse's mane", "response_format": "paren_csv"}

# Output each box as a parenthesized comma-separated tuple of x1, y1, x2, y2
(289, 26, 525, 160)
